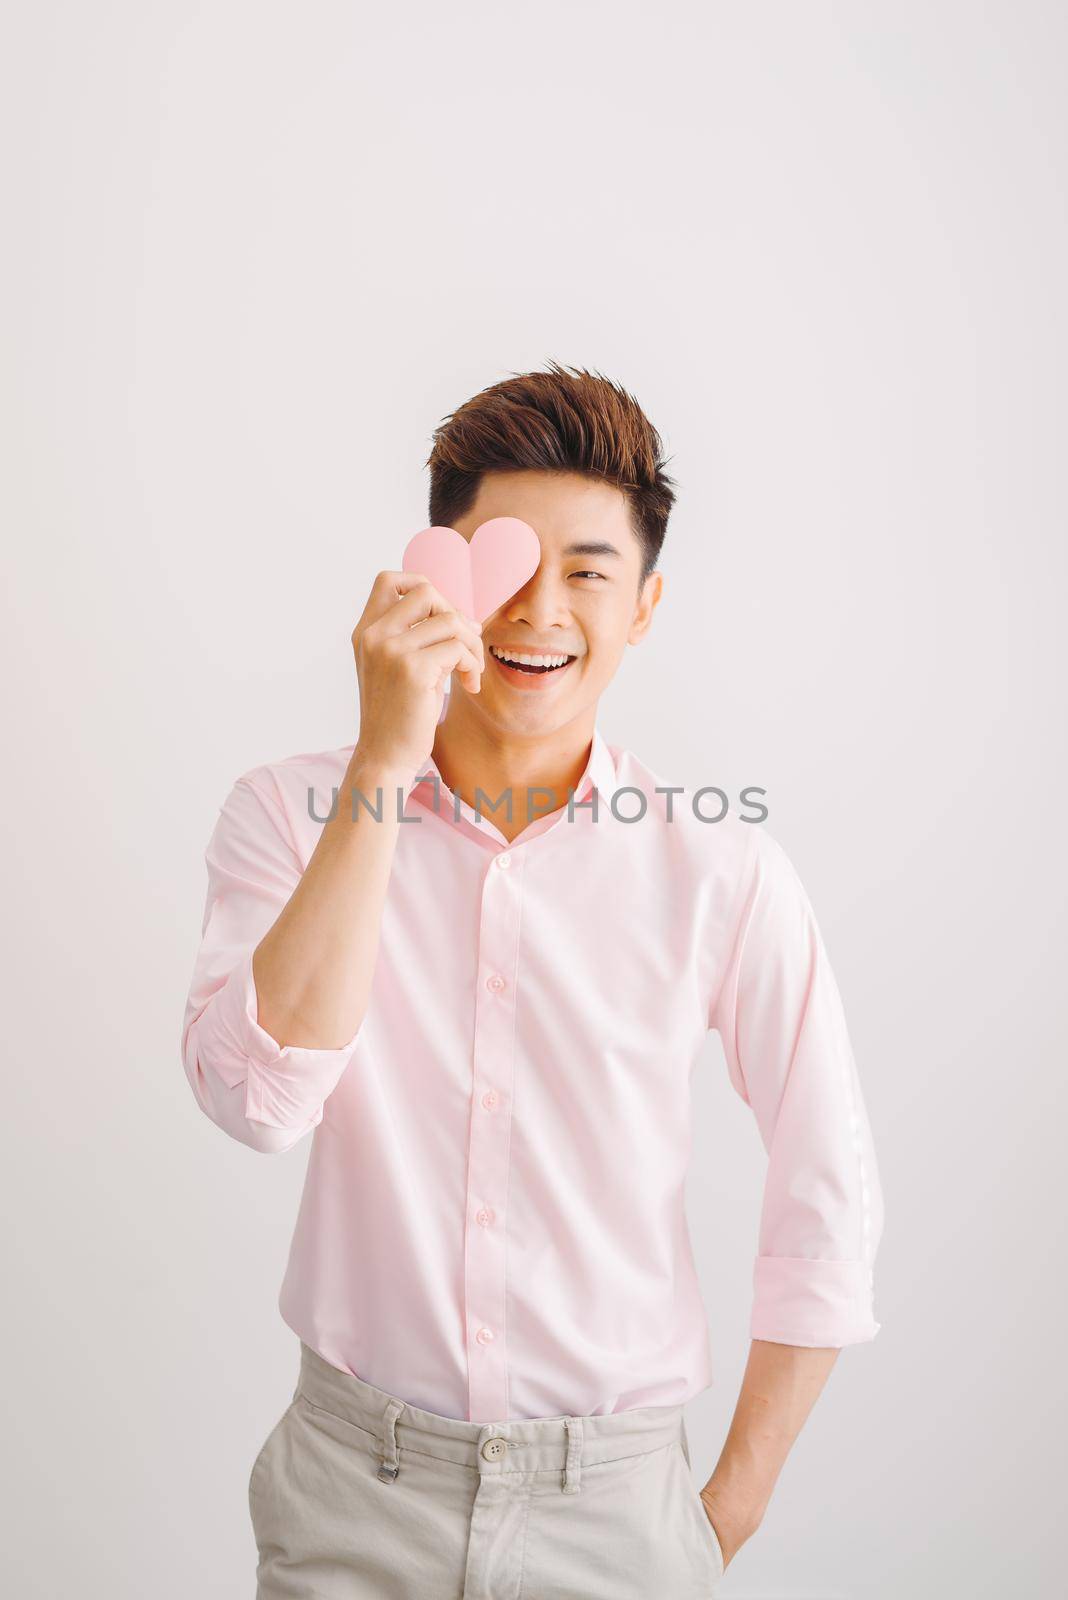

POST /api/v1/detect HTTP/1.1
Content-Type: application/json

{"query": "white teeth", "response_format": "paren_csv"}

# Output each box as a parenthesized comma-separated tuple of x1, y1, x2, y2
(490, 646, 572, 668)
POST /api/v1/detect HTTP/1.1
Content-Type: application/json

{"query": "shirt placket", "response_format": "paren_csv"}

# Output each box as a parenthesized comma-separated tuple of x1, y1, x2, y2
(464, 841, 525, 1423)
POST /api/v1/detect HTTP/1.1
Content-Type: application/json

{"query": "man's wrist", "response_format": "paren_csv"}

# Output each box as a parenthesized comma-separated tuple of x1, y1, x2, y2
(345, 749, 421, 802)
(700, 1477, 765, 1542)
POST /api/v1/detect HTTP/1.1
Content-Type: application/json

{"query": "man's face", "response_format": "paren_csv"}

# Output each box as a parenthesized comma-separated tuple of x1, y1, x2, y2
(451, 469, 662, 738)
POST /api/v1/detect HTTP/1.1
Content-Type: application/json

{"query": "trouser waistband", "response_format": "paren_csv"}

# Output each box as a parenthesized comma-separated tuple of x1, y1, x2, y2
(296, 1342, 687, 1496)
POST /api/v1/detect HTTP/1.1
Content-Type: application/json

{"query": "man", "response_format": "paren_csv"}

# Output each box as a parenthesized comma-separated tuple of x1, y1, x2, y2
(181, 360, 884, 1598)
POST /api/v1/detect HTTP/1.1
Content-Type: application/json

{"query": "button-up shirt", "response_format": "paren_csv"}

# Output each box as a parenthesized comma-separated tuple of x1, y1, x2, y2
(181, 716, 884, 1422)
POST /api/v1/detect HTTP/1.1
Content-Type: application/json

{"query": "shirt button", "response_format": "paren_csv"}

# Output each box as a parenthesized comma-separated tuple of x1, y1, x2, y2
(481, 1436, 509, 1461)
(476, 1207, 494, 1227)
(476, 1326, 494, 1345)
(486, 973, 506, 993)
(496, 853, 511, 869)
(481, 1091, 497, 1110)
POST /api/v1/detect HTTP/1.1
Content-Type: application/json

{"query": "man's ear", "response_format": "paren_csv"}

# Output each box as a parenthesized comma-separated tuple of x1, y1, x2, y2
(628, 570, 663, 645)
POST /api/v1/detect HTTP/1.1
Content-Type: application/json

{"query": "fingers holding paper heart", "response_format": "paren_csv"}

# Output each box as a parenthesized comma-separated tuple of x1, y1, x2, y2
(350, 571, 486, 780)
(350, 518, 541, 778)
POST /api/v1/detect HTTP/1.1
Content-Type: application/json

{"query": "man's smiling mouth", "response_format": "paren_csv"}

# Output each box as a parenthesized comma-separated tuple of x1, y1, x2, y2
(488, 645, 577, 676)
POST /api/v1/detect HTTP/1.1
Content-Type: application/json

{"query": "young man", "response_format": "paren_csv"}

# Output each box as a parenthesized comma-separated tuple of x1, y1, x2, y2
(182, 361, 884, 1599)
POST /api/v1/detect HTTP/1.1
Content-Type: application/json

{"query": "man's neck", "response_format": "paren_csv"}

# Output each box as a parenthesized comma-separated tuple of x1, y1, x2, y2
(431, 701, 596, 844)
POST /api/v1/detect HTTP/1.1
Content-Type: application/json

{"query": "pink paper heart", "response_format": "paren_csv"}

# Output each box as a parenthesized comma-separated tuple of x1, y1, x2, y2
(402, 517, 541, 622)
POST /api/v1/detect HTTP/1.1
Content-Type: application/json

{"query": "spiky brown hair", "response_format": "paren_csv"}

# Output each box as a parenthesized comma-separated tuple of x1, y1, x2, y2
(426, 360, 676, 579)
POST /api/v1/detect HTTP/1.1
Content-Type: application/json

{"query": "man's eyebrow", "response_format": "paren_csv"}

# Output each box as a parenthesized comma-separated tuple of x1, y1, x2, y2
(560, 540, 623, 559)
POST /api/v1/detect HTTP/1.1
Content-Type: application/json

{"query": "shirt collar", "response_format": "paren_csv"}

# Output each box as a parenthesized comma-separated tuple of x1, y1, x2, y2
(582, 722, 618, 802)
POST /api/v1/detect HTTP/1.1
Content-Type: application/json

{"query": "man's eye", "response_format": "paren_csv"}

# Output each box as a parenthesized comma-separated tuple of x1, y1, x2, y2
(570, 571, 605, 581)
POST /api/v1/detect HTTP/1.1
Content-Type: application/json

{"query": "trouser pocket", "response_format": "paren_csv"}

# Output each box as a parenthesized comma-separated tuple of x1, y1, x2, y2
(675, 1437, 725, 1587)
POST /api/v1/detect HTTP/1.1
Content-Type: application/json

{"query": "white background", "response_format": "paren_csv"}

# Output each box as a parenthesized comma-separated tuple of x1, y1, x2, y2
(3, 3, 1064, 1595)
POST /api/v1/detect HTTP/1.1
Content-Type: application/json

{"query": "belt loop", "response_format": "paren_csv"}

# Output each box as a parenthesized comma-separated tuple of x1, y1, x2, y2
(376, 1398, 405, 1483)
(562, 1416, 583, 1494)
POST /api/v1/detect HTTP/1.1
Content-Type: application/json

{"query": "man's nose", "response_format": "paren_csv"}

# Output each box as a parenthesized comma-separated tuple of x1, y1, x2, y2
(503, 572, 572, 628)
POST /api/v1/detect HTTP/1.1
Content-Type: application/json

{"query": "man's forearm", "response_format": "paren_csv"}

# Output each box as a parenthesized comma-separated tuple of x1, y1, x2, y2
(700, 1340, 840, 1560)
(252, 752, 409, 1050)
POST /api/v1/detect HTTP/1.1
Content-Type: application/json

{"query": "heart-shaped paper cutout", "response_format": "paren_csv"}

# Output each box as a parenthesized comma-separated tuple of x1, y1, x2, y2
(402, 517, 541, 621)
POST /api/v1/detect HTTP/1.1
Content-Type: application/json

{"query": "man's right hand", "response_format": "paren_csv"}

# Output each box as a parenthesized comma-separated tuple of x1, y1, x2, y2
(350, 571, 485, 782)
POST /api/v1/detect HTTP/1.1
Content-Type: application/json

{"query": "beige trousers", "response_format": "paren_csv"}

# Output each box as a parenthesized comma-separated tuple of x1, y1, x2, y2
(249, 1341, 724, 1598)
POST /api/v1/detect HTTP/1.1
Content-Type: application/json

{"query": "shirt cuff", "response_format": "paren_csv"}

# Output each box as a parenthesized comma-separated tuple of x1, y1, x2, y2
(206, 949, 364, 1130)
(750, 1256, 881, 1347)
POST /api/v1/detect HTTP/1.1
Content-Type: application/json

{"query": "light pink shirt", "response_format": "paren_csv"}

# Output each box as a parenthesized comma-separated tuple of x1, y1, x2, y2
(181, 719, 883, 1422)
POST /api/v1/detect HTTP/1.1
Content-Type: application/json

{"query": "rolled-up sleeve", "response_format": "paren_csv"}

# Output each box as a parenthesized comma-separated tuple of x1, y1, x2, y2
(712, 830, 884, 1347)
(180, 772, 364, 1154)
